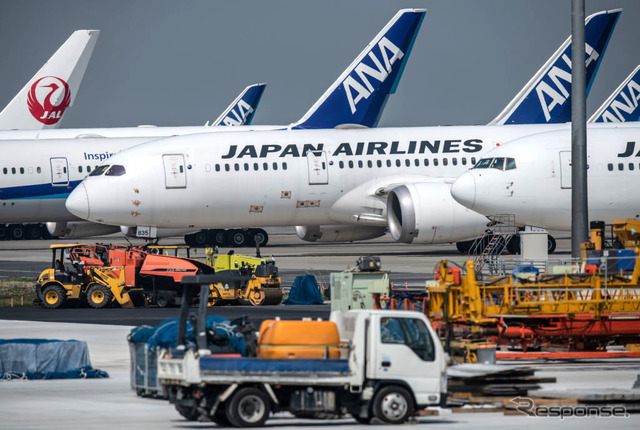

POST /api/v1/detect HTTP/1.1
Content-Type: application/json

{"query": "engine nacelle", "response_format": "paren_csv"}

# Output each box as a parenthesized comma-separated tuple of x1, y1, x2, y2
(47, 221, 121, 238)
(386, 182, 489, 244)
(295, 225, 386, 243)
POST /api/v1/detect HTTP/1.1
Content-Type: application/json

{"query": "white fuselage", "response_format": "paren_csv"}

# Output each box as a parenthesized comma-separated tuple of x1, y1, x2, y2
(0, 125, 282, 224)
(451, 124, 640, 230)
(67, 124, 577, 235)
(0, 137, 158, 222)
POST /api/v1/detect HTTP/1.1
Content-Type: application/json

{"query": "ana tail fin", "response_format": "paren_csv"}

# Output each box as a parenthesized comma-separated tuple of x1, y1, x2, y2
(589, 65, 640, 122)
(209, 83, 267, 127)
(489, 9, 621, 125)
(0, 29, 99, 130)
(290, 8, 426, 129)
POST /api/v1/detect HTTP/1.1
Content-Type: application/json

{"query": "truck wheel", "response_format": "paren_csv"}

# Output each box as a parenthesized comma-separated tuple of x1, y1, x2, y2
(86, 284, 113, 309)
(175, 405, 200, 421)
(225, 387, 270, 427)
(372, 385, 414, 424)
(351, 411, 371, 424)
(210, 405, 232, 426)
(41, 284, 66, 309)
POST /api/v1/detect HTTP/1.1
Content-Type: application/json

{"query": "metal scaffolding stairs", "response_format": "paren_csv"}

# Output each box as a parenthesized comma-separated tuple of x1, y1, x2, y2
(472, 214, 519, 275)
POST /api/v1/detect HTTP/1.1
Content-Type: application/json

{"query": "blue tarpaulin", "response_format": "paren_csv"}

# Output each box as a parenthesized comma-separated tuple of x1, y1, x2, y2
(129, 316, 247, 356)
(283, 274, 324, 305)
(0, 339, 108, 380)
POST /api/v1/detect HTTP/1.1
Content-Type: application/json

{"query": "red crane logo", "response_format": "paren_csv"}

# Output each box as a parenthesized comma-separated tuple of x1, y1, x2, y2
(27, 76, 71, 124)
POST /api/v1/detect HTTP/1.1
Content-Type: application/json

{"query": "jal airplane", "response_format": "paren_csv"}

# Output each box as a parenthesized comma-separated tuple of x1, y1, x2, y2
(63, 9, 623, 251)
(450, 123, 640, 231)
(0, 30, 99, 130)
(0, 8, 427, 241)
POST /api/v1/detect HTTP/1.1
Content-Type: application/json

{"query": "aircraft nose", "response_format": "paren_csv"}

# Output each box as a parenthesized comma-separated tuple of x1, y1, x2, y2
(66, 183, 90, 220)
(451, 172, 476, 209)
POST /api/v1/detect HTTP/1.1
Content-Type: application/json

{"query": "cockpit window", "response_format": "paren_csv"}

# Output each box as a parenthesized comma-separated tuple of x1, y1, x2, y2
(490, 157, 505, 170)
(474, 158, 492, 169)
(105, 165, 126, 176)
(89, 165, 110, 176)
(474, 157, 516, 171)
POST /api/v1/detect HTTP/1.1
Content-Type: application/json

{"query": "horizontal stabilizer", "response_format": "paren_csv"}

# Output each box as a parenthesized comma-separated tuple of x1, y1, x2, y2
(589, 65, 640, 123)
(291, 8, 426, 129)
(489, 9, 621, 125)
(0, 29, 100, 130)
(209, 83, 267, 127)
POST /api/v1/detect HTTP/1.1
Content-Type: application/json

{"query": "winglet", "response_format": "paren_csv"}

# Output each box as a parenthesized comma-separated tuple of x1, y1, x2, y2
(209, 83, 267, 127)
(0, 29, 100, 130)
(489, 9, 621, 125)
(589, 65, 640, 122)
(290, 8, 426, 129)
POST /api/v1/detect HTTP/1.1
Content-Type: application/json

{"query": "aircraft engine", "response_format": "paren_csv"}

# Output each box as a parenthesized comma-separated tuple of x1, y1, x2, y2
(386, 182, 489, 244)
(295, 225, 386, 242)
(47, 221, 121, 238)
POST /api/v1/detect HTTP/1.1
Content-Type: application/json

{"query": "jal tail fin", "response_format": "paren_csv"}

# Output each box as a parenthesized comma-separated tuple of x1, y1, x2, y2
(290, 8, 426, 130)
(208, 83, 267, 127)
(0, 29, 99, 130)
(589, 65, 640, 122)
(489, 9, 621, 125)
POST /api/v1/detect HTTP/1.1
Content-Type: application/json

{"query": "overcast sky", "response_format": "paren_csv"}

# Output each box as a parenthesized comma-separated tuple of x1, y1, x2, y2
(1, 0, 639, 129)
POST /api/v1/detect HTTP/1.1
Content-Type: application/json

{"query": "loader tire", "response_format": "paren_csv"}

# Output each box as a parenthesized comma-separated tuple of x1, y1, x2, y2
(155, 291, 175, 308)
(86, 284, 113, 309)
(41, 284, 66, 309)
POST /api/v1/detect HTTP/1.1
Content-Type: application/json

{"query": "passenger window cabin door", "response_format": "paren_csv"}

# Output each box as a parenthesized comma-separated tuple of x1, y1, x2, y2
(162, 154, 187, 189)
(307, 151, 328, 185)
(50, 157, 69, 186)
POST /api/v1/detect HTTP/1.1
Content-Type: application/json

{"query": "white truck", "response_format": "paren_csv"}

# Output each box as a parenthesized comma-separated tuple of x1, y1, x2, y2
(157, 282, 448, 427)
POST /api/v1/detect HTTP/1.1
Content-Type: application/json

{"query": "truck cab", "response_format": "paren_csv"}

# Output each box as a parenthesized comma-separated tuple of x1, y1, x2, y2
(334, 310, 447, 411)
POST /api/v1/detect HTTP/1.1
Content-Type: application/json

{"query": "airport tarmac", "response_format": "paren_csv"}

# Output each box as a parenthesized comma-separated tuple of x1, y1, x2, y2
(2, 228, 639, 428)
(0, 227, 565, 281)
